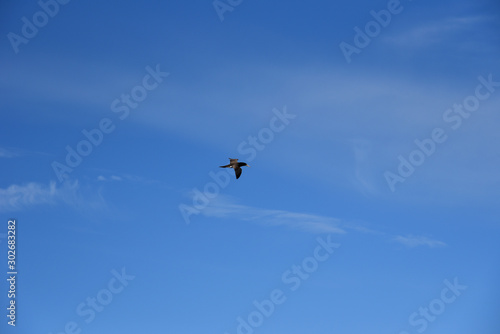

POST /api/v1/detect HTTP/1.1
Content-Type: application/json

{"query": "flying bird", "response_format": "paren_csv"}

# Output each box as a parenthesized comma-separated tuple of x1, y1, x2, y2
(219, 158, 250, 179)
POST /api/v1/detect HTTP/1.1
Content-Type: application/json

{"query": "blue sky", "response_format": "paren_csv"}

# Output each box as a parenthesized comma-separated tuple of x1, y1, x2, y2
(1, 0, 500, 333)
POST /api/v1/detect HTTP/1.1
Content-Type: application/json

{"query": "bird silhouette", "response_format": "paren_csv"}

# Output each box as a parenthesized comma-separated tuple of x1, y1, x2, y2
(219, 158, 250, 179)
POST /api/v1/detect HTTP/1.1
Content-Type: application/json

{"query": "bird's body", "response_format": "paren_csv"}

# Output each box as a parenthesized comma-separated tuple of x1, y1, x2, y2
(219, 158, 250, 179)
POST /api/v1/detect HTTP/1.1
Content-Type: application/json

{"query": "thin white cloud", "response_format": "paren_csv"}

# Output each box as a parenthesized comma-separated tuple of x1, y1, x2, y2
(0, 147, 51, 159)
(200, 196, 345, 234)
(393, 235, 447, 248)
(351, 139, 381, 197)
(197, 195, 446, 248)
(0, 147, 21, 158)
(94, 172, 160, 186)
(0, 180, 104, 212)
(97, 175, 123, 182)
(0, 181, 59, 211)
(384, 15, 495, 48)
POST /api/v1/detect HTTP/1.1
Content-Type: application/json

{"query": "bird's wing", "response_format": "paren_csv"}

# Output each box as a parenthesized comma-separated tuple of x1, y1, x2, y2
(229, 158, 239, 164)
(234, 167, 242, 179)
(219, 164, 231, 168)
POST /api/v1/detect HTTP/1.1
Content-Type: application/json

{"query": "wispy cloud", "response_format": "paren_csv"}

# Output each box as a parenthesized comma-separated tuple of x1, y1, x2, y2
(0, 147, 21, 158)
(351, 139, 381, 197)
(384, 15, 495, 48)
(94, 172, 161, 186)
(97, 175, 123, 182)
(393, 235, 447, 248)
(0, 146, 51, 159)
(0, 181, 59, 211)
(200, 196, 345, 234)
(0, 180, 104, 212)
(197, 195, 446, 248)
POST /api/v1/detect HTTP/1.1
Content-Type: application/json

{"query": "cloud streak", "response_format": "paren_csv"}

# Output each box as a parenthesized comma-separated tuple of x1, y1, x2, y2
(97, 175, 123, 182)
(0, 181, 60, 211)
(383, 15, 496, 48)
(393, 235, 447, 248)
(0, 180, 104, 212)
(197, 195, 447, 248)
(0, 147, 21, 158)
(200, 196, 345, 234)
